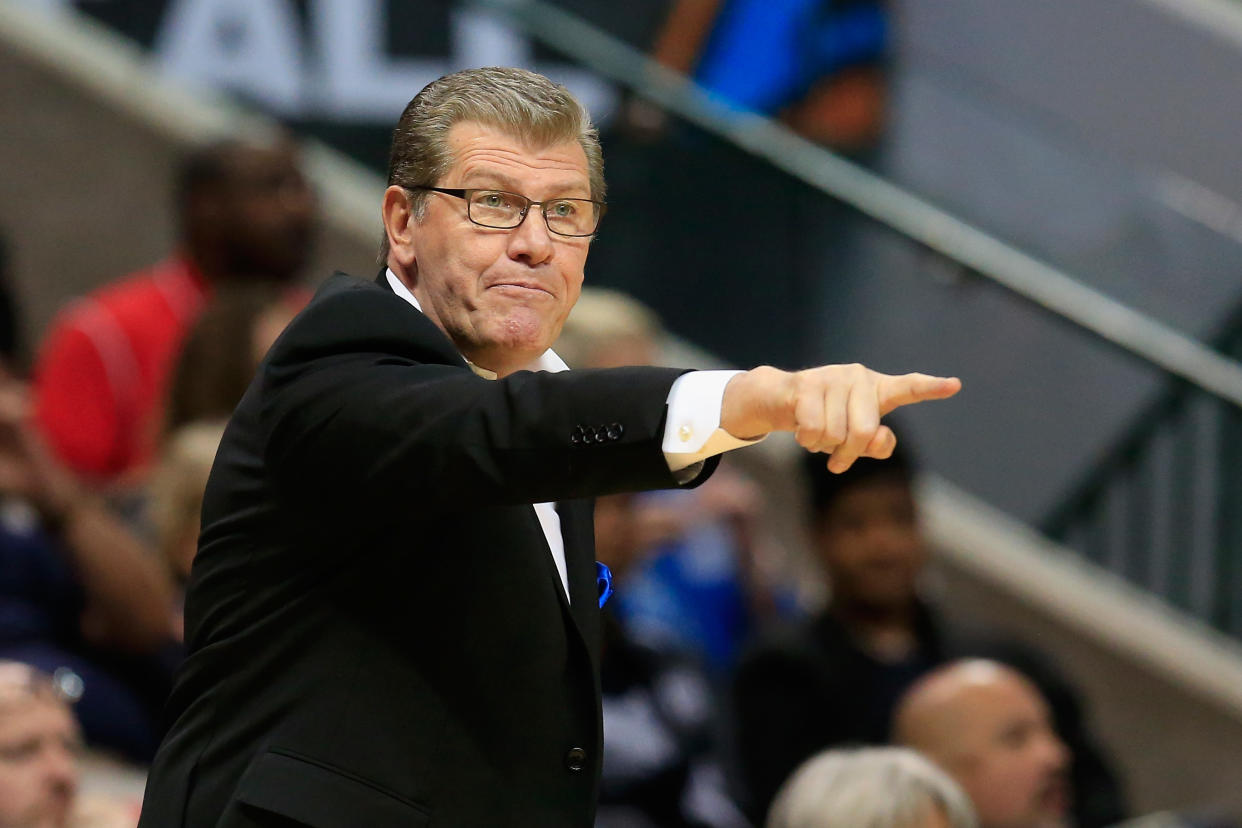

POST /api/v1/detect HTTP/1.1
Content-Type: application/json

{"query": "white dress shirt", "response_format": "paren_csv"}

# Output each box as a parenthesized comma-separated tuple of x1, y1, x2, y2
(385, 270, 760, 600)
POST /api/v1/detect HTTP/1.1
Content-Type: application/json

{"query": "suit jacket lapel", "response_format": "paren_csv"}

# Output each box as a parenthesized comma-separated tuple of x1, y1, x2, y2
(558, 499, 601, 667)
(519, 501, 601, 692)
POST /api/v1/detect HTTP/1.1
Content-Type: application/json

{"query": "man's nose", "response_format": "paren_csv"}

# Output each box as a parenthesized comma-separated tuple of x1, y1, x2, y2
(1040, 730, 1071, 771)
(859, 524, 911, 556)
(42, 744, 79, 793)
(507, 208, 555, 265)
(282, 179, 317, 222)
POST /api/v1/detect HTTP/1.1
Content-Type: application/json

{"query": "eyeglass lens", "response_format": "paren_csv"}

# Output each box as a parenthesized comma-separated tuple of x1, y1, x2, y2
(468, 190, 598, 236)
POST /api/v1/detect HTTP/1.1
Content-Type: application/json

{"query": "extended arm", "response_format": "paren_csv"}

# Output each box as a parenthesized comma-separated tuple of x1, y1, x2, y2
(262, 283, 960, 513)
(265, 355, 694, 513)
(721, 364, 961, 471)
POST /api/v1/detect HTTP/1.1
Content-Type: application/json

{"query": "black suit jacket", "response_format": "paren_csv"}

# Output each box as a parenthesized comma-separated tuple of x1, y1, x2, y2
(138, 273, 717, 828)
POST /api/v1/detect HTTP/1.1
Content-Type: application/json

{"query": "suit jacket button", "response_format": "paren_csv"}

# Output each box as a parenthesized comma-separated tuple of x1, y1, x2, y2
(565, 747, 587, 771)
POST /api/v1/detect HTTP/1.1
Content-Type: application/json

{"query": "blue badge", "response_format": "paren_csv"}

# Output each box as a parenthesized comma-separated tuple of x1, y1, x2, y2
(596, 561, 614, 609)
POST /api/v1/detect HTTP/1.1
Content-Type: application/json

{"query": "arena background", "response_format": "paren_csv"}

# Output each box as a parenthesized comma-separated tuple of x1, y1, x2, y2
(4, 0, 1242, 819)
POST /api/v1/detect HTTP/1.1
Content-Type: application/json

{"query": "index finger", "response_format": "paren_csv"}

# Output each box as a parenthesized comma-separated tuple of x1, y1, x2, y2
(877, 373, 961, 416)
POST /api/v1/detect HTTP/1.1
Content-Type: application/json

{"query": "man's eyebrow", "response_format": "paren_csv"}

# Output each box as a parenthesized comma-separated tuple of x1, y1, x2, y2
(460, 169, 522, 190)
(461, 170, 590, 197)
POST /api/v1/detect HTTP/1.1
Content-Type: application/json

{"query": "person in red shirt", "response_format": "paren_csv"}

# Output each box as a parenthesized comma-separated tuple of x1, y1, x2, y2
(33, 138, 316, 484)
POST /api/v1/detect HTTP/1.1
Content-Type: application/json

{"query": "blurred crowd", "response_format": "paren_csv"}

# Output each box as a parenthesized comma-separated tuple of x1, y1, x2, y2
(0, 2, 1235, 827)
(0, 128, 1165, 828)
(561, 291, 1127, 828)
(0, 136, 312, 826)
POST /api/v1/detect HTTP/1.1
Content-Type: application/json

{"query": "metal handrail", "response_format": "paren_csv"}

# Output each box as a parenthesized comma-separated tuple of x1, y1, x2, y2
(1046, 294, 1242, 532)
(477, 0, 1242, 409)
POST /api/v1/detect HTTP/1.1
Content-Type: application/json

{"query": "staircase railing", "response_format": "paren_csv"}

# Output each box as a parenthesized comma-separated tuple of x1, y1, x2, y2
(1044, 304, 1242, 637)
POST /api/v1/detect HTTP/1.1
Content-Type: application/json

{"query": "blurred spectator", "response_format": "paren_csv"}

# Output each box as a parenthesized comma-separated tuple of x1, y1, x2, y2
(637, 0, 889, 151)
(145, 285, 297, 636)
(893, 660, 1069, 828)
(596, 492, 747, 828)
(571, 290, 762, 826)
(609, 472, 776, 676)
(766, 746, 977, 828)
(0, 660, 136, 827)
(729, 446, 1125, 825)
(0, 373, 176, 761)
(32, 137, 315, 486)
(556, 288, 662, 369)
(148, 422, 224, 596)
(560, 289, 792, 676)
(160, 284, 298, 441)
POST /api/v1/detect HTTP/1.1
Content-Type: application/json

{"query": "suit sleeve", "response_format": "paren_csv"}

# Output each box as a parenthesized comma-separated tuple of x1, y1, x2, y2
(260, 285, 715, 514)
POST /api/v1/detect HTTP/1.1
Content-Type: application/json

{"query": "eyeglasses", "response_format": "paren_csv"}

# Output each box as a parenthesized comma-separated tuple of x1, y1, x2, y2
(410, 186, 606, 237)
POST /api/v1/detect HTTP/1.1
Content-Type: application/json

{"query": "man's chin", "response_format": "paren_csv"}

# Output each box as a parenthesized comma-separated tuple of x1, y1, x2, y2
(471, 337, 554, 376)
(496, 319, 560, 353)
(1033, 779, 1071, 827)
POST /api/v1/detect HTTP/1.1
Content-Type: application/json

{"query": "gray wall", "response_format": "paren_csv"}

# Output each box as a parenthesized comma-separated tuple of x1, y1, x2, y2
(811, 0, 1242, 524)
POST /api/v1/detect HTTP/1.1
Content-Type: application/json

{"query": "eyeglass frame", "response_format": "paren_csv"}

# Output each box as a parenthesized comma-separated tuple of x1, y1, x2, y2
(406, 186, 607, 238)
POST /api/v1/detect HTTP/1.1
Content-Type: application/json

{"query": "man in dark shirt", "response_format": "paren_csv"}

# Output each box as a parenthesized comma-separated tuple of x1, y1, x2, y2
(730, 446, 1126, 826)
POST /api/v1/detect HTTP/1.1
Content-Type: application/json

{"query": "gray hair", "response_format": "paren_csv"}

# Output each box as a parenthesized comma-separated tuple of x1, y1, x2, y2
(766, 747, 978, 828)
(380, 66, 605, 262)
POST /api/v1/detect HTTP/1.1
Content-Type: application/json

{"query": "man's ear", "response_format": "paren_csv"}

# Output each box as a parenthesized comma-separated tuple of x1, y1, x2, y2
(382, 186, 417, 269)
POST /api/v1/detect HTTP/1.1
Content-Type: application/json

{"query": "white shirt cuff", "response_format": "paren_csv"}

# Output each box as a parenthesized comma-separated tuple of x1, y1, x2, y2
(662, 370, 765, 473)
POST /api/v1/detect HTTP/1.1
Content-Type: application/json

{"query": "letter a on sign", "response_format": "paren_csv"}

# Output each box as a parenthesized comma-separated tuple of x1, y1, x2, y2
(155, 0, 304, 115)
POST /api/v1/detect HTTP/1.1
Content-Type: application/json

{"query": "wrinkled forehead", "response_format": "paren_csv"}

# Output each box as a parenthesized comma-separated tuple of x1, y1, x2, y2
(0, 663, 76, 712)
(0, 694, 74, 734)
(821, 477, 916, 527)
(957, 681, 1051, 743)
(218, 145, 305, 192)
(0, 662, 37, 687)
(443, 121, 590, 193)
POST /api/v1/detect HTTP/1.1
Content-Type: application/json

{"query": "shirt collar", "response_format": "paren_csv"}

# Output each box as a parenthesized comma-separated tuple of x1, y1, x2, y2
(385, 268, 569, 378)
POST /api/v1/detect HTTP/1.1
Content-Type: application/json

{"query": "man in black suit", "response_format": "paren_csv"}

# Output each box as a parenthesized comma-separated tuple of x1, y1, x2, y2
(137, 67, 960, 827)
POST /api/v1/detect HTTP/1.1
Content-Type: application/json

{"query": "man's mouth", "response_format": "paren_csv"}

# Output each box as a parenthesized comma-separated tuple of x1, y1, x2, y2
(1037, 775, 1070, 816)
(489, 281, 553, 297)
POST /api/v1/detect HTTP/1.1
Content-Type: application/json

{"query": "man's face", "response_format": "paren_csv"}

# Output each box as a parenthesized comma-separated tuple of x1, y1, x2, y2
(404, 122, 592, 375)
(213, 144, 316, 282)
(946, 678, 1070, 828)
(0, 693, 81, 828)
(814, 478, 926, 611)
